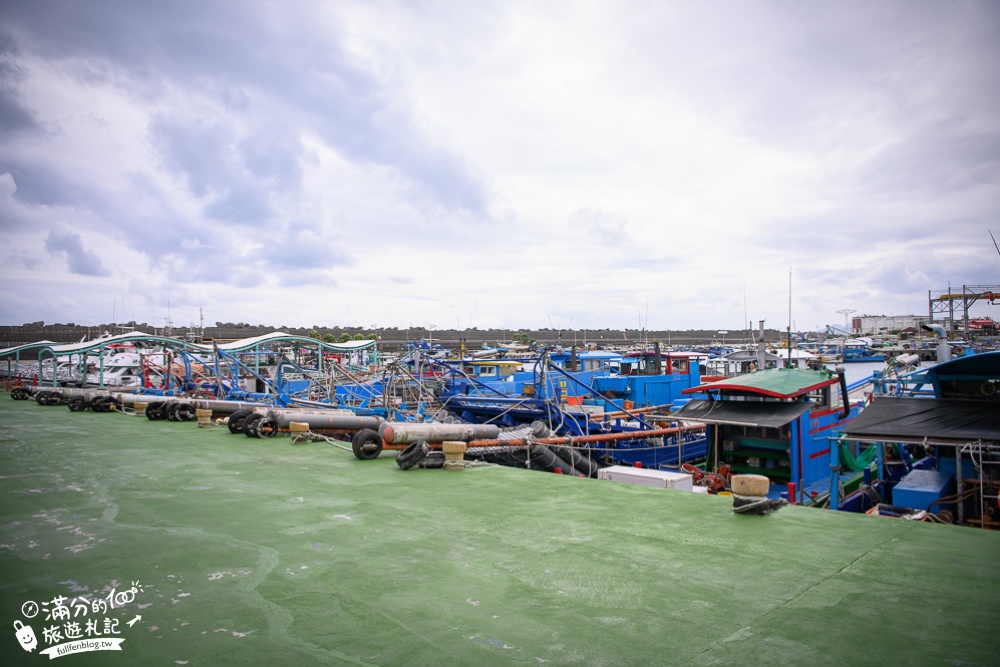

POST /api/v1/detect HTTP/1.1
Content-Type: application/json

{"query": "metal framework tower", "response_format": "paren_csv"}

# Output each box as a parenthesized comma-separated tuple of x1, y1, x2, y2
(928, 285, 1000, 337)
(836, 308, 856, 335)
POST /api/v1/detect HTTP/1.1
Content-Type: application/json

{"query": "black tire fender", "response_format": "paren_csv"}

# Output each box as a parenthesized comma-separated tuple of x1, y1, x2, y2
(174, 403, 195, 422)
(242, 412, 265, 437)
(68, 396, 88, 412)
(530, 444, 568, 473)
(418, 451, 446, 469)
(253, 416, 279, 438)
(146, 401, 168, 420)
(351, 428, 383, 460)
(227, 409, 251, 434)
(396, 440, 430, 470)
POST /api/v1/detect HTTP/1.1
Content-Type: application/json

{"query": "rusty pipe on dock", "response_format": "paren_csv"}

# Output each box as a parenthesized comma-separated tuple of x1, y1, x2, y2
(380, 422, 501, 444)
(465, 423, 705, 448)
(587, 404, 673, 420)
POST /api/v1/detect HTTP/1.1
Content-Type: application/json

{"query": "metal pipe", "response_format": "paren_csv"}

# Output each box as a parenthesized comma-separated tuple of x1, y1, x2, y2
(380, 422, 501, 444)
(466, 423, 705, 448)
(274, 413, 382, 430)
(588, 404, 672, 420)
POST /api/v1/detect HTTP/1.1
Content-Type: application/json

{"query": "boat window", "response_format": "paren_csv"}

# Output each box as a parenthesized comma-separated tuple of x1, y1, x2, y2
(806, 386, 831, 410)
(479, 365, 497, 377)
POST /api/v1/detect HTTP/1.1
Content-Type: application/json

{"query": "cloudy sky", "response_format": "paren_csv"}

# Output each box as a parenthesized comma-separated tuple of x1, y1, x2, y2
(2, 1, 998, 334)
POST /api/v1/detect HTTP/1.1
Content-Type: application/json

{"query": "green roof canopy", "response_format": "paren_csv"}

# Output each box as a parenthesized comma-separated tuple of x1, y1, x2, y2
(683, 367, 840, 399)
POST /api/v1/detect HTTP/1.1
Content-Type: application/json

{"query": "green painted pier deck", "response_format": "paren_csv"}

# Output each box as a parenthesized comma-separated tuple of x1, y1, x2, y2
(1, 398, 998, 666)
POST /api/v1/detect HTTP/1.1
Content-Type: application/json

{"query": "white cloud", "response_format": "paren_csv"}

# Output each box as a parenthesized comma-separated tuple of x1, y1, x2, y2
(1, 1, 998, 331)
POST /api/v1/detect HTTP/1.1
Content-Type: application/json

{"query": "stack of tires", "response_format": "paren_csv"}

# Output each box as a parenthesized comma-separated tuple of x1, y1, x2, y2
(225, 410, 278, 438)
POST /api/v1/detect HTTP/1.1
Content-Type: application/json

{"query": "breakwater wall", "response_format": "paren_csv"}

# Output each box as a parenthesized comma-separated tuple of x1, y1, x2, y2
(1, 322, 782, 354)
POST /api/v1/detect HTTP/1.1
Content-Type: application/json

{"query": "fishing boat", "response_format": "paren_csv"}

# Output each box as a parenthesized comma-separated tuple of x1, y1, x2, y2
(671, 366, 861, 505)
(423, 346, 710, 472)
(841, 338, 886, 362)
(700, 347, 818, 378)
(834, 350, 1000, 526)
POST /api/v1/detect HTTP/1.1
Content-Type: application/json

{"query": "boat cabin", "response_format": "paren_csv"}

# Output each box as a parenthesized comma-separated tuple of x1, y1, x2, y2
(589, 351, 706, 411)
(837, 351, 1000, 523)
(672, 367, 860, 504)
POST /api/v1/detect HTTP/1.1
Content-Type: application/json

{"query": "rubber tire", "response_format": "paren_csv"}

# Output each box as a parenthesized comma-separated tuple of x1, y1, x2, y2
(396, 440, 430, 470)
(174, 403, 195, 422)
(227, 410, 251, 434)
(91, 396, 112, 413)
(166, 402, 182, 421)
(146, 401, 168, 420)
(242, 412, 265, 437)
(35, 391, 55, 406)
(418, 451, 446, 469)
(253, 416, 279, 438)
(351, 428, 383, 460)
(67, 396, 87, 412)
(10, 387, 29, 400)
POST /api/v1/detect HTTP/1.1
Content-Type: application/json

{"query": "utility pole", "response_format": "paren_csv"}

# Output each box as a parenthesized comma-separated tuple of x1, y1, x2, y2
(836, 308, 856, 337)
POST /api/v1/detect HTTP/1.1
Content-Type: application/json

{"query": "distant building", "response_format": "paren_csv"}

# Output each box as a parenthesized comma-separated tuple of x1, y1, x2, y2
(853, 315, 929, 335)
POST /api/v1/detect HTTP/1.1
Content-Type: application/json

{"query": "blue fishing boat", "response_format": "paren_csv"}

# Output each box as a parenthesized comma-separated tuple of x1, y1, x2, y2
(836, 350, 1000, 526)
(840, 338, 886, 362)
(430, 346, 710, 472)
(672, 366, 861, 504)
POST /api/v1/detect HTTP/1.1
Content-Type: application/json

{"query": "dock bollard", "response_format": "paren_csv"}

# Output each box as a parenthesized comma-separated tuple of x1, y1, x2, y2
(441, 441, 467, 471)
(288, 421, 310, 444)
(195, 408, 213, 428)
(134, 401, 148, 416)
(731, 474, 787, 515)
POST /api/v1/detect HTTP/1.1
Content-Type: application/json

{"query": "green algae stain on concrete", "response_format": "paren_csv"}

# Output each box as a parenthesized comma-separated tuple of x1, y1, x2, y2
(2, 398, 1000, 666)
